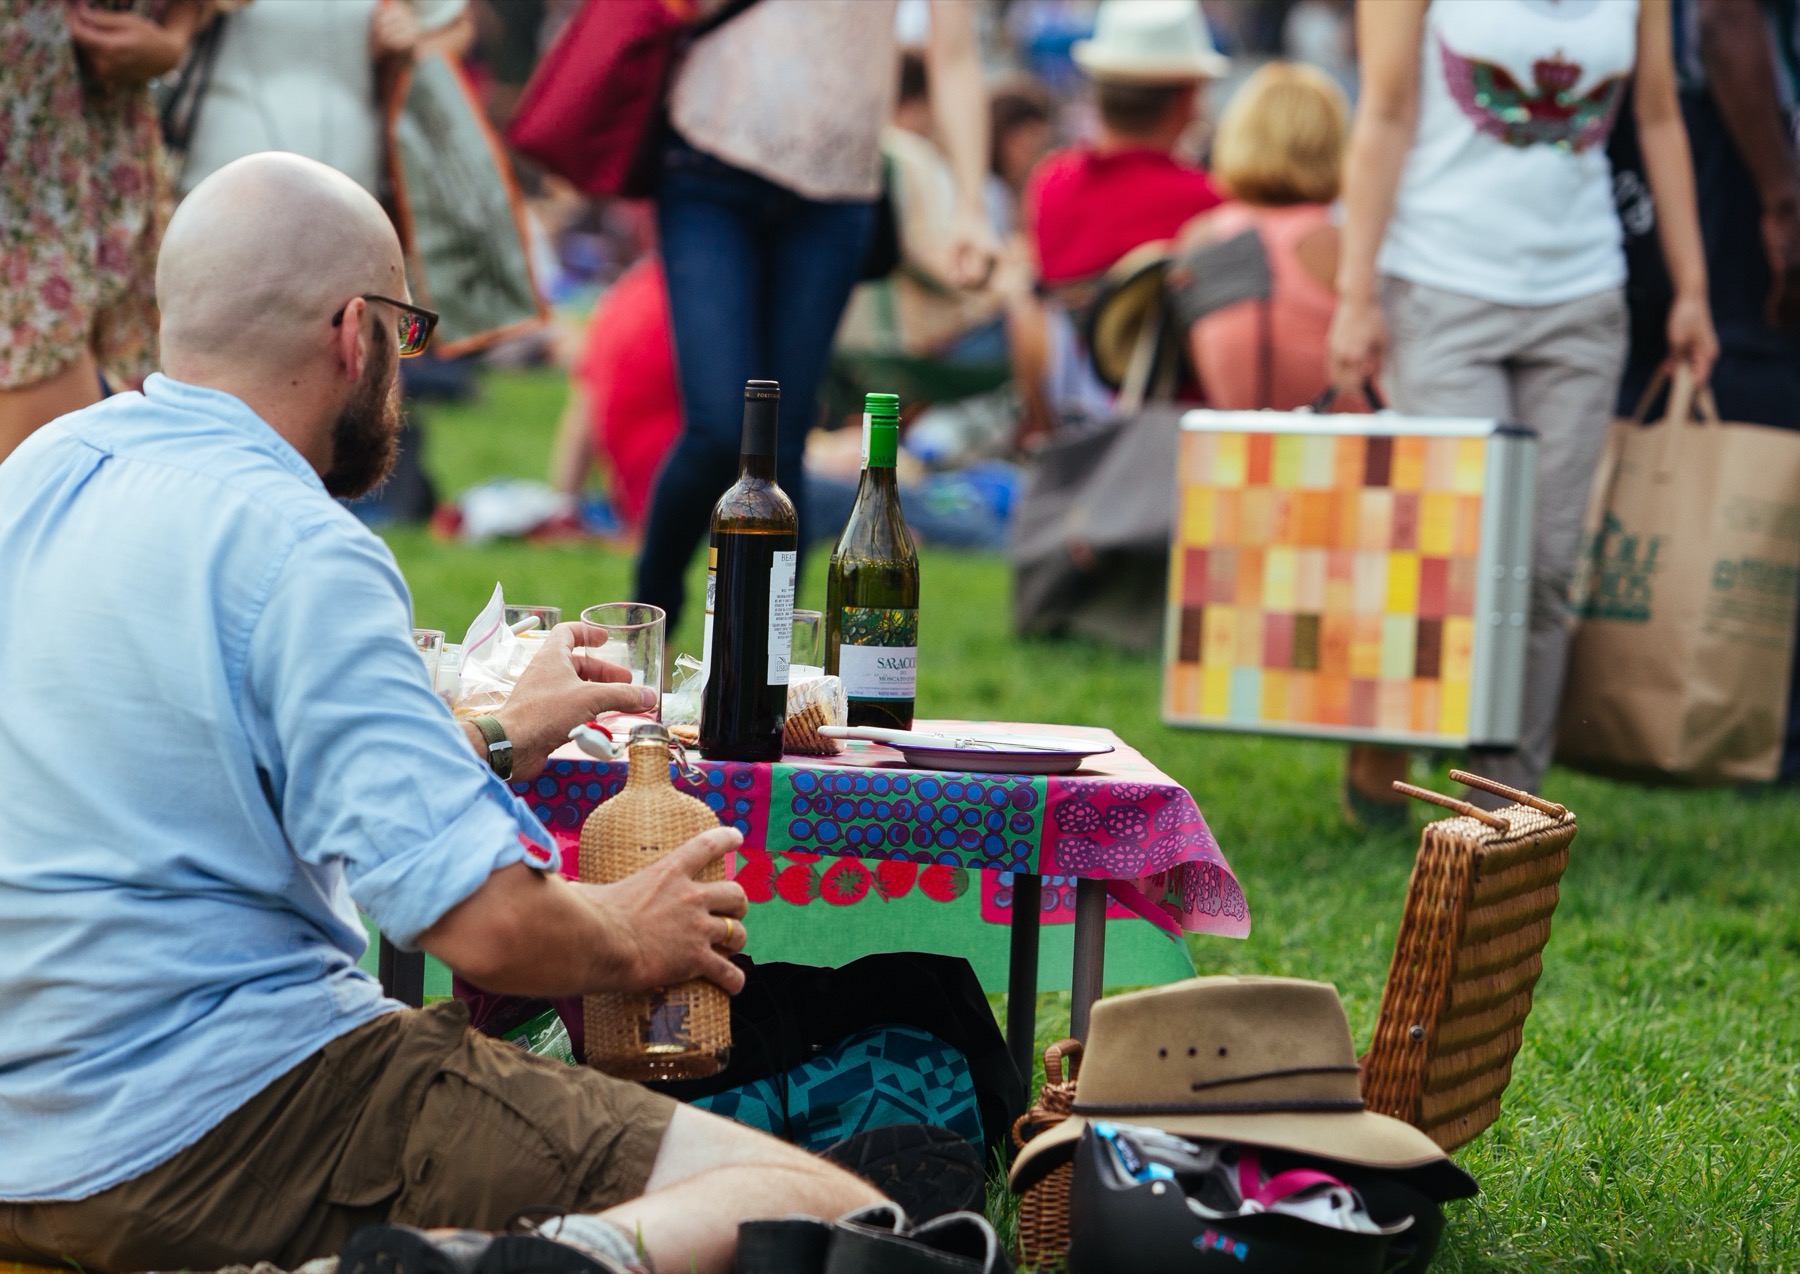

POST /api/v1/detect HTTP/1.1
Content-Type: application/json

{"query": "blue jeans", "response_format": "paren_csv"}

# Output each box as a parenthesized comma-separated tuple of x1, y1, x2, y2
(634, 139, 877, 627)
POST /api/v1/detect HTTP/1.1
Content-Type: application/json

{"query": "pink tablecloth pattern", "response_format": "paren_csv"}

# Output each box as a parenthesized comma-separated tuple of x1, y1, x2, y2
(513, 721, 1249, 938)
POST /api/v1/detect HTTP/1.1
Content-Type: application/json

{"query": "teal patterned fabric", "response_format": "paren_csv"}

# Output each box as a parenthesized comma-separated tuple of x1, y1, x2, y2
(692, 1025, 983, 1152)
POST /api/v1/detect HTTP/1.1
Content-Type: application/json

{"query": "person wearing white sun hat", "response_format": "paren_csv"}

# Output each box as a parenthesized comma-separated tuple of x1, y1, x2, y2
(1071, 0, 1231, 83)
(1019, 0, 1230, 427)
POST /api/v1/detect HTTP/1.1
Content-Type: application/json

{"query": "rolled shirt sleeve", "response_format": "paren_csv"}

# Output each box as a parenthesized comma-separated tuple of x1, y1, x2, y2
(243, 515, 556, 949)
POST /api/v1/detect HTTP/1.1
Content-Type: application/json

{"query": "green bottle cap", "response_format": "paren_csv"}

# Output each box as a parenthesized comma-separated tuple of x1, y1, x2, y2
(863, 392, 900, 421)
(868, 420, 899, 468)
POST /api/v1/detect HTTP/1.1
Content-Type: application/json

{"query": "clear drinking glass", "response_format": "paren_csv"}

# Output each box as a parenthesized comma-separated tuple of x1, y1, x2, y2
(411, 628, 445, 686)
(580, 603, 666, 725)
(504, 604, 562, 635)
(791, 609, 824, 675)
(437, 642, 465, 706)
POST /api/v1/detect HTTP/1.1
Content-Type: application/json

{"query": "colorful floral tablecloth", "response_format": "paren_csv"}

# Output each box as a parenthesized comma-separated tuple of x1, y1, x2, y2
(513, 721, 1249, 939)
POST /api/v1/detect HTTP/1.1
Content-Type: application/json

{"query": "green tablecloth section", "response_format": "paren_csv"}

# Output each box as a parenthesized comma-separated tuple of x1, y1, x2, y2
(358, 901, 1195, 999)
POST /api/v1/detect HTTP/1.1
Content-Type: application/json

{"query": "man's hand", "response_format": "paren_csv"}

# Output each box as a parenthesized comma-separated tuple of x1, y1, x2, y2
(1666, 288, 1720, 385)
(493, 622, 658, 780)
(418, 829, 749, 998)
(580, 828, 750, 995)
(66, 4, 188, 85)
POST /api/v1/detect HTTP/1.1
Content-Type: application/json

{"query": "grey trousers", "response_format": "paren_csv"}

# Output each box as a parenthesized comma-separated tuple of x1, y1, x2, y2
(1379, 276, 1628, 797)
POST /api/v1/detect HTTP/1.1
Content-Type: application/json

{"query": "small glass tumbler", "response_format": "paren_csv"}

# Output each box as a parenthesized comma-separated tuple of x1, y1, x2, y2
(504, 604, 562, 636)
(580, 602, 666, 725)
(791, 609, 824, 675)
(411, 628, 445, 686)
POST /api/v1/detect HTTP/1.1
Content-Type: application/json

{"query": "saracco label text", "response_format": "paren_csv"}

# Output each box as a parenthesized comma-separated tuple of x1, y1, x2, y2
(839, 606, 918, 700)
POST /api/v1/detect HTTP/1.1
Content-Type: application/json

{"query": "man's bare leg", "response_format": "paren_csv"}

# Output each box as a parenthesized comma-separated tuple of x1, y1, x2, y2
(579, 1105, 885, 1274)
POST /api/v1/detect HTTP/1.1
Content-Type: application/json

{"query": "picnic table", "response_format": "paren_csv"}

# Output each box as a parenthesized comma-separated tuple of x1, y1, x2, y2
(380, 721, 1248, 1079)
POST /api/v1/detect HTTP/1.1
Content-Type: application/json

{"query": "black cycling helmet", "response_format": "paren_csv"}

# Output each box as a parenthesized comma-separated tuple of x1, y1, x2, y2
(1066, 1122, 1415, 1274)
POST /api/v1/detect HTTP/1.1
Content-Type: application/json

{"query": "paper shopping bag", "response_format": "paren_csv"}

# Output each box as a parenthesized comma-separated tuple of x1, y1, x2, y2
(1556, 368, 1800, 782)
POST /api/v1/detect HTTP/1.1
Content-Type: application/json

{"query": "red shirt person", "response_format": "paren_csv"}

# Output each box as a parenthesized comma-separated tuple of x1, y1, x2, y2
(1029, 148, 1223, 285)
(1025, 0, 1229, 287)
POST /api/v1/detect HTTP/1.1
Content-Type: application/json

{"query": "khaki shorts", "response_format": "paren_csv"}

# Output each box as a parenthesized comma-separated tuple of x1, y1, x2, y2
(0, 1002, 675, 1272)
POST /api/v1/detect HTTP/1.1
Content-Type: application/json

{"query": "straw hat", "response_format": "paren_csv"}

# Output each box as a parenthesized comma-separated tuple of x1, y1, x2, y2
(1072, 0, 1230, 83)
(1010, 977, 1478, 1201)
(1084, 240, 1178, 392)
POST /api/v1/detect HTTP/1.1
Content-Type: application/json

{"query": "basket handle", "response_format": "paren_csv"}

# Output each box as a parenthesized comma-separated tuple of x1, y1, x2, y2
(1043, 1037, 1082, 1087)
(1391, 781, 1510, 831)
(1012, 1038, 1085, 1149)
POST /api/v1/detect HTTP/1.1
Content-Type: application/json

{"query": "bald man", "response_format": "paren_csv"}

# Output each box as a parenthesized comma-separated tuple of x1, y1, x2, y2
(0, 154, 880, 1274)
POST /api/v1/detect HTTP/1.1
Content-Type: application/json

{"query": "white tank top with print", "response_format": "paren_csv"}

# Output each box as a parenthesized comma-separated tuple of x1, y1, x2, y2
(1378, 0, 1639, 306)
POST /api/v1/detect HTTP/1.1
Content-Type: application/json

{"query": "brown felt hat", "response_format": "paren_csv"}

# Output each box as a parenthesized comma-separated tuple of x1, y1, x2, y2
(1010, 976, 1476, 1201)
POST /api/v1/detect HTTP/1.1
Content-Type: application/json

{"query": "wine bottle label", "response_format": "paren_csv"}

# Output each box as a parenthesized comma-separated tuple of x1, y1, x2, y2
(837, 606, 918, 699)
(767, 551, 797, 686)
(859, 412, 871, 467)
(702, 565, 717, 669)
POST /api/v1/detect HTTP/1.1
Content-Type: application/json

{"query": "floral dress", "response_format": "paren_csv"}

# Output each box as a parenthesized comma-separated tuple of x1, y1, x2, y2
(1, 0, 170, 391)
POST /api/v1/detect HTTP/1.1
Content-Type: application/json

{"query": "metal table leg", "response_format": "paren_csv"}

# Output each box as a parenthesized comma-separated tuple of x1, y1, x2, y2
(379, 935, 425, 1008)
(1006, 873, 1043, 1083)
(1070, 878, 1108, 1041)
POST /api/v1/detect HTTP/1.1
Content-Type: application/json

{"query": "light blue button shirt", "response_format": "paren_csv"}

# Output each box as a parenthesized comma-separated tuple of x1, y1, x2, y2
(0, 376, 557, 1201)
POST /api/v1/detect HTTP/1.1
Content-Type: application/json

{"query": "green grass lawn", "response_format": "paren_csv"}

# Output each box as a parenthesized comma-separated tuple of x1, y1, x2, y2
(390, 370, 1800, 1272)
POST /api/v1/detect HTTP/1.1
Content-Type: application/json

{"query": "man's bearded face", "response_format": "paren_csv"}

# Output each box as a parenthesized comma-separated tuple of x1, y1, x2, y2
(321, 318, 402, 500)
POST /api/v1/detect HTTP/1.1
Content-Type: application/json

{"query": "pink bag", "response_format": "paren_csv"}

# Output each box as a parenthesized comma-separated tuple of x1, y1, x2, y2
(506, 0, 753, 198)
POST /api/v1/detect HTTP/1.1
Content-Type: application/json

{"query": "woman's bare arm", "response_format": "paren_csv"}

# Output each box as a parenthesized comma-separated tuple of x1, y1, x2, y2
(1326, 0, 1428, 390)
(1634, 0, 1719, 381)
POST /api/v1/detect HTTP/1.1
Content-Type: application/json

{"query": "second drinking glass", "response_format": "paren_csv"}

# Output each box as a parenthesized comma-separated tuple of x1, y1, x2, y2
(580, 603, 666, 727)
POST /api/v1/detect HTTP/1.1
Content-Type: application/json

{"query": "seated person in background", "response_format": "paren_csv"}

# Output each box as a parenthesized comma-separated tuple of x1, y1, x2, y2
(1024, 0, 1227, 289)
(985, 76, 1056, 242)
(0, 153, 881, 1274)
(838, 50, 1021, 368)
(1016, 0, 1228, 428)
(984, 76, 1059, 441)
(1179, 62, 1357, 411)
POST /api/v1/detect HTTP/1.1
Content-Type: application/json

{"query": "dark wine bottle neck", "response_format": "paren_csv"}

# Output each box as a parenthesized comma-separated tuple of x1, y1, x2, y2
(740, 395, 779, 477)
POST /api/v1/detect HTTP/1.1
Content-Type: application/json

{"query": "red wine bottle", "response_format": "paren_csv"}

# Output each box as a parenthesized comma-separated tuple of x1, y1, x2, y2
(700, 380, 798, 761)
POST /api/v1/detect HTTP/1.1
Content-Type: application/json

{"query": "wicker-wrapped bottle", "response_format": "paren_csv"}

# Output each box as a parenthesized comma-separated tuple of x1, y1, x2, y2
(579, 722, 731, 1080)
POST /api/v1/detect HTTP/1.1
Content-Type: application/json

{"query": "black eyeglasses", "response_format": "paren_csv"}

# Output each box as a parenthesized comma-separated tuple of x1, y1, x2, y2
(332, 293, 439, 357)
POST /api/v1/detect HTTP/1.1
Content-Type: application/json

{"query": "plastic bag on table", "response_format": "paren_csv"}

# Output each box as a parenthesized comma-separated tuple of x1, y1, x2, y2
(452, 583, 539, 717)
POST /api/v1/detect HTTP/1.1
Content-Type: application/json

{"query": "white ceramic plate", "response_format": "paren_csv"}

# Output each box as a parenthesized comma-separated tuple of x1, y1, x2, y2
(817, 726, 1115, 774)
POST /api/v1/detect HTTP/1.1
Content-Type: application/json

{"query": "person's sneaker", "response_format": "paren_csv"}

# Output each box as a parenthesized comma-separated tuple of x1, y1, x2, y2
(338, 1222, 642, 1274)
(822, 1124, 985, 1222)
(737, 1203, 906, 1274)
(824, 1211, 1012, 1274)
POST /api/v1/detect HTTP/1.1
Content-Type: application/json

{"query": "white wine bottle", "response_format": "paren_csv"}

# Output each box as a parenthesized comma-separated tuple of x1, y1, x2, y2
(700, 380, 798, 761)
(826, 392, 919, 729)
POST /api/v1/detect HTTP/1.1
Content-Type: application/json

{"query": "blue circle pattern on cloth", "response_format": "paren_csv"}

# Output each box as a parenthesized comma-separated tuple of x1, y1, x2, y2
(516, 759, 755, 837)
(517, 762, 1044, 866)
(773, 769, 1041, 873)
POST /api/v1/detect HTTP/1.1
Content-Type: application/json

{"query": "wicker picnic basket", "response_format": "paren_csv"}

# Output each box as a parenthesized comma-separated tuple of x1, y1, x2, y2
(1362, 771, 1577, 1151)
(579, 723, 731, 1081)
(1012, 1037, 1083, 1271)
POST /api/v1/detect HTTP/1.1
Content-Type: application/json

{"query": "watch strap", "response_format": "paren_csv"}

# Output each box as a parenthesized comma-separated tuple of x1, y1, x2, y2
(472, 714, 513, 780)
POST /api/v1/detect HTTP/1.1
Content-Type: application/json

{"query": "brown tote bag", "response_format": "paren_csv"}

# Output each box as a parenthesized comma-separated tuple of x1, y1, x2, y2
(1556, 367, 1800, 782)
